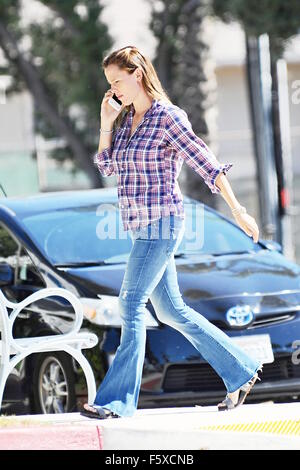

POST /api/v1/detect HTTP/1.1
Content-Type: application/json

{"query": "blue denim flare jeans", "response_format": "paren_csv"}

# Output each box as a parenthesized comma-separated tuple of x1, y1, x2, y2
(93, 214, 261, 417)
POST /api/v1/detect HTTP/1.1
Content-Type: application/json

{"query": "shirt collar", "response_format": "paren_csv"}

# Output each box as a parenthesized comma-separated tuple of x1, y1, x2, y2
(128, 98, 159, 121)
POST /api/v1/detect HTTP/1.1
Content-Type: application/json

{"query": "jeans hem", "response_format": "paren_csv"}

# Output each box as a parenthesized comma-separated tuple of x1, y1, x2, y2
(227, 361, 263, 393)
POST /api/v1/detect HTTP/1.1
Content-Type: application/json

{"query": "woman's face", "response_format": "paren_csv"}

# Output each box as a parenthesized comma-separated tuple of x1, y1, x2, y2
(104, 63, 142, 107)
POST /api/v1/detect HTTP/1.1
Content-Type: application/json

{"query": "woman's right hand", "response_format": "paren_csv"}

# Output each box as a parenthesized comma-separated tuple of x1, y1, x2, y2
(234, 212, 259, 243)
(100, 89, 125, 128)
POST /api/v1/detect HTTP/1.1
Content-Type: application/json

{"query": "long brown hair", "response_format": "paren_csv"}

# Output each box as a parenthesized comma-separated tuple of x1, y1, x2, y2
(102, 45, 172, 129)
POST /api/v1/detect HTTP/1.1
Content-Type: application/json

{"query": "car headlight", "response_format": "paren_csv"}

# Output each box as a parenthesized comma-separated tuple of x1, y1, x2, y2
(80, 295, 159, 328)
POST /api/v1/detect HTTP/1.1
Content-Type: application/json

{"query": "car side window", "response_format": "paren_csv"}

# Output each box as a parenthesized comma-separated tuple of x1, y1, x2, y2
(0, 222, 46, 302)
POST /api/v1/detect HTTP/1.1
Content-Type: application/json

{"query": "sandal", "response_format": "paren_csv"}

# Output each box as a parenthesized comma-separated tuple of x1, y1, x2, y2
(218, 365, 263, 411)
(80, 404, 121, 419)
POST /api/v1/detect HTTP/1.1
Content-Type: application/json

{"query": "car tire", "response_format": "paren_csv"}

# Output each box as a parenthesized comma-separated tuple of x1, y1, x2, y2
(31, 351, 77, 414)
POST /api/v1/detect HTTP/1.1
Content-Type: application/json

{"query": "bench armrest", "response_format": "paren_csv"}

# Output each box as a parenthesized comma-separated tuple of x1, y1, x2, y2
(5, 287, 84, 337)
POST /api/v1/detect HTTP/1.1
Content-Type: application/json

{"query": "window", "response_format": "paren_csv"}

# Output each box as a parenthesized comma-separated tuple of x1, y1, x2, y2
(20, 204, 133, 266)
(18, 200, 263, 266)
(0, 222, 46, 302)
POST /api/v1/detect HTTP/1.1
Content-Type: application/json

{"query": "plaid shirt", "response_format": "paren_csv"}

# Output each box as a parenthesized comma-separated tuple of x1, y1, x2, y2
(93, 99, 233, 232)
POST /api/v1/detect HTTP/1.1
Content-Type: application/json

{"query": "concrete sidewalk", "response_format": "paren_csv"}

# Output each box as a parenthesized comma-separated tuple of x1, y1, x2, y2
(0, 402, 300, 450)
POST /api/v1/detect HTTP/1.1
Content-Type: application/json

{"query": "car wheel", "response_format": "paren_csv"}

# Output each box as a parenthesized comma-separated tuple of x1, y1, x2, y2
(32, 351, 77, 414)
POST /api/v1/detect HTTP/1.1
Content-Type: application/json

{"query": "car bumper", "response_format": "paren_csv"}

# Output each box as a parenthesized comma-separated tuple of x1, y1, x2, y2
(138, 378, 300, 408)
(138, 351, 300, 408)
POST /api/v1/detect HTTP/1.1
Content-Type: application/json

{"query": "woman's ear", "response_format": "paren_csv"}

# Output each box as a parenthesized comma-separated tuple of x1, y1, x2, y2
(135, 67, 143, 82)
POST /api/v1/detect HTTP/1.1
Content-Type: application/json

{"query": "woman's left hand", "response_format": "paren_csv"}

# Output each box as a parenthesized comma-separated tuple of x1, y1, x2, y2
(233, 212, 259, 243)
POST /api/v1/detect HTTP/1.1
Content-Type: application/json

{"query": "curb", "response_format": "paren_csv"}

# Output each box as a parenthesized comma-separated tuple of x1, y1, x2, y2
(1, 403, 300, 450)
(0, 423, 103, 450)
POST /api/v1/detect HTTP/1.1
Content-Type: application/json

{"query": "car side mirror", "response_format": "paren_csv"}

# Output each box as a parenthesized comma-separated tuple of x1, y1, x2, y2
(0, 262, 14, 286)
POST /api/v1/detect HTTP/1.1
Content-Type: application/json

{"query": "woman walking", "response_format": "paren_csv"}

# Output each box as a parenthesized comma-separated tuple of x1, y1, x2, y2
(80, 45, 262, 420)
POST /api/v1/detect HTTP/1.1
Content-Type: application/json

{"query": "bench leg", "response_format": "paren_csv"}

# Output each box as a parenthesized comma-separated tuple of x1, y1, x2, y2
(63, 346, 97, 406)
(0, 364, 12, 413)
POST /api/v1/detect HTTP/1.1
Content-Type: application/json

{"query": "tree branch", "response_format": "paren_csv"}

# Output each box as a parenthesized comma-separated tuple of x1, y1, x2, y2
(0, 19, 100, 187)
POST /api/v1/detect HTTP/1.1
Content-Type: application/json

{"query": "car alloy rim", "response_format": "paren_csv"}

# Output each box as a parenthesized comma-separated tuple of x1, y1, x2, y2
(38, 356, 69, 413)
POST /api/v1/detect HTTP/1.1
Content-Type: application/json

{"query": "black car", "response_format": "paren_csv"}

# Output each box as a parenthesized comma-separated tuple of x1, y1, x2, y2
(1, 187, 300, 415)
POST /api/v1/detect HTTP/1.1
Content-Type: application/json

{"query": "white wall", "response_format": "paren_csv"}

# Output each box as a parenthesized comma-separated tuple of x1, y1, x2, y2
(0, 90, 35, 152)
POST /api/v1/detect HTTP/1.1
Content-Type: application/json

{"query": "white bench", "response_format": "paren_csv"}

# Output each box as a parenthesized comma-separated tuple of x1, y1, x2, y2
(0, 287, 98, 412)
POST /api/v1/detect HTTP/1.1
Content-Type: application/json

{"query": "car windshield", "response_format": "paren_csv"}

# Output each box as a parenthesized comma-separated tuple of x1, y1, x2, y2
(20, 201, 261, 266)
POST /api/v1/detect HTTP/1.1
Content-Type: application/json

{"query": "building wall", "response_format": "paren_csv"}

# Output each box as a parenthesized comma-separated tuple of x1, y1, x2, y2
(215, 63, 300, 178)
(0, 90, 90, 196)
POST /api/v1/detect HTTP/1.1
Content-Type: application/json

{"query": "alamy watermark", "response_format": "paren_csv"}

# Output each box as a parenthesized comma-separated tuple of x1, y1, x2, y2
(292, 340, 300, 365)
(291, 80, 300, 105)
(95, 201, 205, 252)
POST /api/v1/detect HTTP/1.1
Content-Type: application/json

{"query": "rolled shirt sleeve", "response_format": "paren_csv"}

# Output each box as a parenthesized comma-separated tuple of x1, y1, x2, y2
(93, 133, 116, 177)
(164, 107, 233, 194)
(93, 148, 115, 177)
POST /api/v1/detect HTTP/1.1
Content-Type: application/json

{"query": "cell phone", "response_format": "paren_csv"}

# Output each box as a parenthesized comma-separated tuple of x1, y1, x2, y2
(108, 93, 122, 112)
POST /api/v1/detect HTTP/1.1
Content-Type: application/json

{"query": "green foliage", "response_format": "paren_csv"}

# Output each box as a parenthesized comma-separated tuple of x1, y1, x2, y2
(0, 224, 18, 257)
(212, 0, 300, 58)
(0, 0, 113, 170)
(0, 0, 20, 24)
(0, 0, 25, 94)
(29, 0, 112, 165)
(146, 0, 187, 100)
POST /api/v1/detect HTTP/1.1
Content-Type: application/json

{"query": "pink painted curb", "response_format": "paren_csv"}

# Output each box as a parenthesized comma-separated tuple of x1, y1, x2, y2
(0, 424, 103, 450)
